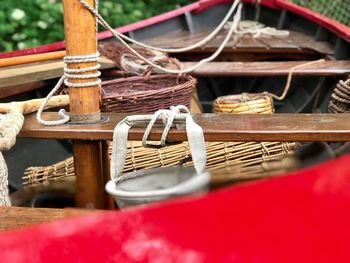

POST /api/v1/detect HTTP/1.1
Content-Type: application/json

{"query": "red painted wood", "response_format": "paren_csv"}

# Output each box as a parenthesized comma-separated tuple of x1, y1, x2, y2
(1, 155, 350, 262)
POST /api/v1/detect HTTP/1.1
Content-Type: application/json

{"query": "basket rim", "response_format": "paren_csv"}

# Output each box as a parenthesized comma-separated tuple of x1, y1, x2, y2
(101, 74, 196, 99)
(214, 93, 271, 103)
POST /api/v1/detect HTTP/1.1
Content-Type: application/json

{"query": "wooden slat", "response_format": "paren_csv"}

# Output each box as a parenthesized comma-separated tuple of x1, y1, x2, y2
(256, 36, 299, 49)
(0, 207, 92, 231)
(235, 35, 269, 49)
(288, 31, 334, 55)
(0, 57, 115, 88)
(19, 112, 350, 142)
(184, 60, 350, 77)
(143, 29, 334, 55)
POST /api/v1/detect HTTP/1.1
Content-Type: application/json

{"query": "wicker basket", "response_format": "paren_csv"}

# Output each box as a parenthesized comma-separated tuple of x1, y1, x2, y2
(101, 74, 195, 113)
(211, 91, 296, 182)
(213, 93, 274, 114)
(99, 42, 181, 76)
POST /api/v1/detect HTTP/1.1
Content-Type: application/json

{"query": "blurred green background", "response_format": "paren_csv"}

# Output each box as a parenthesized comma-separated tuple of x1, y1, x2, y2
(0, 0, 193, 52)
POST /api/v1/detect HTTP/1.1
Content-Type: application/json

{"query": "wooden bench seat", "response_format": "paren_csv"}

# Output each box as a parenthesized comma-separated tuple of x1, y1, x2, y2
(19, 112, 350, 142)
(0, 207, 93, 231)
(143, 30, 334, 55)
(184, 60, 350, 77)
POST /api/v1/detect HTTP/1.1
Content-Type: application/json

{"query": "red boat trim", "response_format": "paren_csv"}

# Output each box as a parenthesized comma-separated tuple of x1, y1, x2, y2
(276, 0, 350, 42)
(195, 0, 277, 13)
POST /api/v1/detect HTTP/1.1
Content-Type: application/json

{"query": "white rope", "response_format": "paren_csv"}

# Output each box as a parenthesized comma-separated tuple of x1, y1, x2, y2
(0, 117, 10, 206)
(78, 0, 243, 74)
(225, 20, 290, 38)
(0, 152, 10, 206)
(36, 53, 101, 126)
(80, 0, 240, 53)
(110, 106, 206, 182)
(142, 105, 190, 147)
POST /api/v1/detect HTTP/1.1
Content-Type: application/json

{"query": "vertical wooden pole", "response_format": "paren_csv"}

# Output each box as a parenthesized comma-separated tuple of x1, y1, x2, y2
(102, 141, 116, 209)
(62, 0, 105, 208)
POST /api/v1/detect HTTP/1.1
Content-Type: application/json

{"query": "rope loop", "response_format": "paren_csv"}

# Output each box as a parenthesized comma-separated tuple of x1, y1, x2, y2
(37, 52, 101, 126)
(142, 105, 190, 147)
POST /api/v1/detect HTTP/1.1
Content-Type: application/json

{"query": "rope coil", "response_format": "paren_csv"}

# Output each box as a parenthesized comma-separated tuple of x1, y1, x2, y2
(329, 78, 350, 113)
(36, 53, 101, 126)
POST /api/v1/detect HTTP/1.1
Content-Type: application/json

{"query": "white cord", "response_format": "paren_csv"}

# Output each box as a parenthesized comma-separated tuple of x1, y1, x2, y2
(36, 53, 101, 126)
(230, 20, 290, 38)
(80, 0, 240, 53)
(79, 0, 243, 74)
(142, 105, 190, 147)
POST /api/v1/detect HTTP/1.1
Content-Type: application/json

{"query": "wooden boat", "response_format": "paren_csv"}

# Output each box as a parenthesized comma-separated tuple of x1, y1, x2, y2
(0, 0, 350, 206)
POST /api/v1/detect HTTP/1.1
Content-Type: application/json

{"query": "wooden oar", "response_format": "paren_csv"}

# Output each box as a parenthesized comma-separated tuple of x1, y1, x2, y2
(0, 51, 66, 68)
(0, 95, 69, 114)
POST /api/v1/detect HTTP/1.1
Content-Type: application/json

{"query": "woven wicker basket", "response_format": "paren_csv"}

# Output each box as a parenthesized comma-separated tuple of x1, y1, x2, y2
(101, 74, 195, 113)
(99, 42, 180, 76)
(213, 93, 274, 114)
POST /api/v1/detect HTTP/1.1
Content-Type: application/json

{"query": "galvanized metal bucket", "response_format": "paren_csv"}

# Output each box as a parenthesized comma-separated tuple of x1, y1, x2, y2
(105, 106, 209, 208)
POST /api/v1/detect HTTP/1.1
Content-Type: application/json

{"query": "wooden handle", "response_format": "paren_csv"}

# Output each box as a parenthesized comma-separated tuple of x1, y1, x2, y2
(0, 95, 69, 114)
(0, 51, 66, 68)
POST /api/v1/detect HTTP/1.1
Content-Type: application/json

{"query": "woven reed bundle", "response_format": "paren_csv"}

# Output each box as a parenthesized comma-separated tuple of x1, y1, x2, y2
(213, 93, 274, 114)
(23, 140, 296, 186)
(101, 74, 195, 113)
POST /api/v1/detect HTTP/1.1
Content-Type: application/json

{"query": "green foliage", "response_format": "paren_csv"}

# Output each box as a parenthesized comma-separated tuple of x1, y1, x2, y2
(0, 0, 194, 52)
(291, 0, 350, 26)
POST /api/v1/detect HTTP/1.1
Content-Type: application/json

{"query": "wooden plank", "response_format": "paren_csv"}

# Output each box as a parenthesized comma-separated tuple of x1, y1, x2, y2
(19, 112, 350, 142)
(256, 36, 299, 49)
(143, 29, 333, 55)
(235, 34, 269, 49)
(287, 31, 334, 55)
(0, 207, 92, 231)
(0, 57, 114, 88)
(183, 60, 350, 77)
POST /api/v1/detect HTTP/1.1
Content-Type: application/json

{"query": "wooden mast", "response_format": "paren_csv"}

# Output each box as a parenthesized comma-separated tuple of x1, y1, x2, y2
(62, 0, 105, 208)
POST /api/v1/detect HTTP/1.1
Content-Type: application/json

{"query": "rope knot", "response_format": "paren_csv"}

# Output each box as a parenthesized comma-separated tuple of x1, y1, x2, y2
(142, 105, 190, 147)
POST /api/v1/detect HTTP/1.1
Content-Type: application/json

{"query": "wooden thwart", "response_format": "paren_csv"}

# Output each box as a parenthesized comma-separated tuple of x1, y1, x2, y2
(186, 60, 350, 77)
(19, 112, 350, 142)
(144, 29, 334, 55)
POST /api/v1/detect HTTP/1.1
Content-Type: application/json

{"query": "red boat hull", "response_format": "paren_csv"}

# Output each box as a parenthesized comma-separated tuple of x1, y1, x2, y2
(1, 154, 350, 262)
